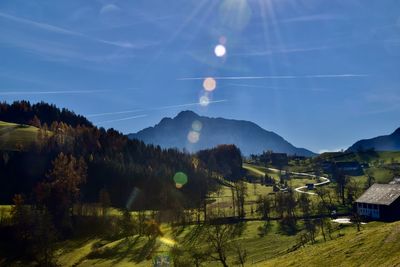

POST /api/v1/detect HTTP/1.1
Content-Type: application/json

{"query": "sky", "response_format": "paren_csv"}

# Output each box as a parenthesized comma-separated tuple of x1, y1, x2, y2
(0, 0, 399, 153)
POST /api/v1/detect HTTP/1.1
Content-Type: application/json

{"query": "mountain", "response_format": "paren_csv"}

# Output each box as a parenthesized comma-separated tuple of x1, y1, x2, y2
(347, 127, 400, 152)
(129, 111, 316, 157)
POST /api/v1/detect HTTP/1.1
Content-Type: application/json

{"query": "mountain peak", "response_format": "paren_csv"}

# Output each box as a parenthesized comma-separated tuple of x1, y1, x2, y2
(175, 110, 199, 119)
(393, 127, 400, 136)
(129, 112, 316, 156)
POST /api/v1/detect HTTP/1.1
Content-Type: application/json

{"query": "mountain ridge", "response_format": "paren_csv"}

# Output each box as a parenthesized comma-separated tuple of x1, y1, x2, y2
(347, 127, 400, 152)
(129, 110, 316, 157)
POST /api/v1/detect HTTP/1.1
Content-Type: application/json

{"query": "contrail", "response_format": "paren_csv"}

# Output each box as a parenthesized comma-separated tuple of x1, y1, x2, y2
(0, 12, 142, 49)
(87, 109, 142, 118)
(227, 83, 278, 89)
(87, 99, 228, 118)
(151, 99, 228, 111)
(0, 90, 109, 95)
(96, 115, 148, 124)
(177, 74, 368, 81)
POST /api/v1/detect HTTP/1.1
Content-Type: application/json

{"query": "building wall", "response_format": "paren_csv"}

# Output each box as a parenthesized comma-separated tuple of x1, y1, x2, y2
(357, 202, 380, 219)
(380, 198, 400, 221)
(357, 198, 400, 221)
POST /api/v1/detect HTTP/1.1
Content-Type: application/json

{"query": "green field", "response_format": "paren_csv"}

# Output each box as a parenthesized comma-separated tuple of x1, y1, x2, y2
(261, 221, 400, 267)
(0, 121, 39, 150)
(48, 217, 394, 267)
(319, 151, 400, 164)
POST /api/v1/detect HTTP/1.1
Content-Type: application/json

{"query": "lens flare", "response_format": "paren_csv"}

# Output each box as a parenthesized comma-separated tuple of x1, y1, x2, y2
(219, 36, 227, 45)
(192, 120, 203, 132)
(203, 77, 217, 92)
(199, 95, 210, 106)
(219, 0, 252, 31)
(126, 187, 140, 210)
(187, 130, 200, 143)
(159, 237, 176, 246)
(175, 183, 183, 189)
(173, 172, 188, 189)
(214, 44, 226, 57)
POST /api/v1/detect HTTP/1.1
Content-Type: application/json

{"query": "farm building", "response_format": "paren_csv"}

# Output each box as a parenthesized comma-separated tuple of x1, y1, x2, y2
(335, 161, 363, 175)
(321, 161, 363, 176)
(356, 184, 400, 221)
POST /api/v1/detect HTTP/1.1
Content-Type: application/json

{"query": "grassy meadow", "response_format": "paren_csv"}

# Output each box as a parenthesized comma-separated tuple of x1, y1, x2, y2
(0, 121, 39, 150)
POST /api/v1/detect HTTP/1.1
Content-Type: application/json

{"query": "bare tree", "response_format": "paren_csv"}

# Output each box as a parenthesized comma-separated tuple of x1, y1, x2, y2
(234, 242, 247, 267)
(206, 224, 237, 267)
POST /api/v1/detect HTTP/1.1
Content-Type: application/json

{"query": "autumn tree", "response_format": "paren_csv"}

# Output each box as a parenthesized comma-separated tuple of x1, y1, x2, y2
(29, 115, 41, 128)
(36, 152, 87, 232)
(10, 194, 32, 254)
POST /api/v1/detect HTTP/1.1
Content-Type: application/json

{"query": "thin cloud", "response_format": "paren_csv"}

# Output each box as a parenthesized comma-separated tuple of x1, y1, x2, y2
(1, 37, 138, 65)
(0, 12, 146, 49)
(0, 90, 109, 95)
(87, 99, 228, 118)
(178, 74, 368, 81)
(228, 83, 278, 89)
(280, 14, 345, 23)
(96, 114, 148, 124)
(227, 83, 327, 91)
(100, 4, 120, 15)
(233, 45, 332, 56)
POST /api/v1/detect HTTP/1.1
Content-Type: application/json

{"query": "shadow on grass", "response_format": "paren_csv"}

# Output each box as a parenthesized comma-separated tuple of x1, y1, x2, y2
(131, 237, 158, 263)
(181, 224, 206, 245)
(278, 220, 299, 236)
(258, 221, 272, 237)
(85, 235, 143, 264)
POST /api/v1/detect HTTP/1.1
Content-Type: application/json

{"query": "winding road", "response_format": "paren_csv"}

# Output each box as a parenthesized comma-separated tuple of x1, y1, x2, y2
(243, 164, 330, 195)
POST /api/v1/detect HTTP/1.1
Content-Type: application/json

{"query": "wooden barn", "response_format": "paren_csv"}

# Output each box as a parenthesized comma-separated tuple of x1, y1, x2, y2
(355, 184, 400, 221)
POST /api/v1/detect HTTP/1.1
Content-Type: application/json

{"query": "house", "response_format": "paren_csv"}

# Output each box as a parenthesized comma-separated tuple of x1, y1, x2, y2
(306, 183, 314, 190)
(335, 161, 363, 175)
(355, 184, 400, 221)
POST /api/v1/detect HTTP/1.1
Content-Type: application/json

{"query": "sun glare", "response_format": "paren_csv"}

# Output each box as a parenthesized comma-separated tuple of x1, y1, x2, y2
(199, 95, 210, 106)
(214, 44, 227, 57)
(187, 130, 200, 143)
(203, 77, 217, 91)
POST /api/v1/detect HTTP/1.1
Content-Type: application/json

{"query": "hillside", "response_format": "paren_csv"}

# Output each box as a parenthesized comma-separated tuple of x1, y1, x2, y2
(129, 111, 315, 157)
(0, 121, 39, 151)
(0, 102, 218, 210)
(261, 221, 400, 267)
(347, 127, 400, 152)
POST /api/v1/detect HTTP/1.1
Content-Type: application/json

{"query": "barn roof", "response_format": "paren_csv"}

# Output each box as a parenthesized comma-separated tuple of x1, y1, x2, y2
(356, 184, 400, 205)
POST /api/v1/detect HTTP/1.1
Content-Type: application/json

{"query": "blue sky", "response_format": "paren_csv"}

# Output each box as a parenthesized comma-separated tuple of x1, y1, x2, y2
(0, 0, 399, 153)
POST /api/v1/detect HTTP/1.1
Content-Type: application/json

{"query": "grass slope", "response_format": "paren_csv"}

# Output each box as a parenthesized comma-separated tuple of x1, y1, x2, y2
(0, 121, 39, 150)
(261, 221, 400, 267)
(55, 221, 300, 267)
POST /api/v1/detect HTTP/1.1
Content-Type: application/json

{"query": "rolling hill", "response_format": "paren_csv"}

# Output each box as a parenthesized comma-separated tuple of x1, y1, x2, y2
(129, 111, 315, 157)
(261, 221, 400, 267)
(0, 121, 39, 151)
(347, 127, 400, 152)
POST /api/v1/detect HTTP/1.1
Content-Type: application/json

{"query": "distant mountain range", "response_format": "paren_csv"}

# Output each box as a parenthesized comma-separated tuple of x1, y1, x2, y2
(347, 127, 400, 152)
(129, 111, 316, 157)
